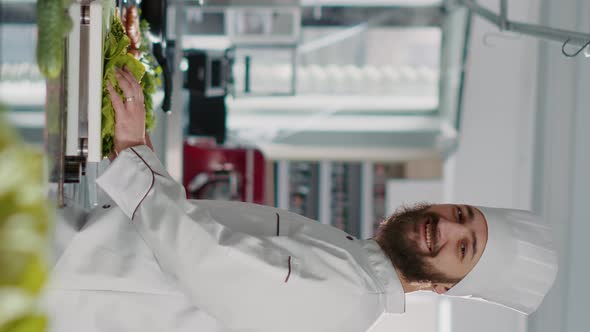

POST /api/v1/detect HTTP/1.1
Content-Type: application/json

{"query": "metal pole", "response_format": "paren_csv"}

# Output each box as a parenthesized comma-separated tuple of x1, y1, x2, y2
(459, 0, 501, 26)
(290, 46, 297, 96)
(298, 12, 392, 54)
(460, 0, 590, 45)
(165, 1, 186, 181)
(499, 0, 508, 30)
(509, 20, 590, 45)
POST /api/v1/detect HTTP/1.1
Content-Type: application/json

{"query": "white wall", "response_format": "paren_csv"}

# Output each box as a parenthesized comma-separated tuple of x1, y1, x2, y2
(444, 0, 540, 210)
(526, 0, 576, 330)
(528, 0, 590, 332)
(446, 0, 589, 332)
(444, 0, 541, 331)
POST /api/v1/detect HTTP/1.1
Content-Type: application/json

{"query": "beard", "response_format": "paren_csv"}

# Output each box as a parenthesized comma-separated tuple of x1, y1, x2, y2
(375, 203, 459, 284)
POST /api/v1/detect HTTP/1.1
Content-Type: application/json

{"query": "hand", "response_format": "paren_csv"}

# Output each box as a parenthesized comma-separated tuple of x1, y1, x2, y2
(106, 67, 146, 155)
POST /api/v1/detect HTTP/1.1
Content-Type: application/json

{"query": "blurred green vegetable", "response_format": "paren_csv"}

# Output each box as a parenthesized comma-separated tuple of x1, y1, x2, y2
(36, 0, 73, 79)
(0, 252, 46, 295)
(0, 147, 46, 204)
(0, 107, 51, 332)
(0, 315, 46, 332)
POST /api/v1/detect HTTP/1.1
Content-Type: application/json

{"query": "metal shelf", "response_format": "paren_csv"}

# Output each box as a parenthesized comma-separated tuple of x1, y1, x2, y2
(228, 95, 438, 113)
(0, 81, 46, 107)
(228, 113, 455, 161)
(301, 0, 442, 7)
(6, 111, 45, 129)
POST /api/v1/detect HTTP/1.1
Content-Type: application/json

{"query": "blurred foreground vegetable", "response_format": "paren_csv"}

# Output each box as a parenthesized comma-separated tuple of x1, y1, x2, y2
(36, 0, 73, 79)
(0, 108, 51, 332)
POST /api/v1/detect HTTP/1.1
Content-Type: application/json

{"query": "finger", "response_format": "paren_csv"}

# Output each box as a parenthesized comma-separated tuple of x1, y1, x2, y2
(119, 68, 144, 105)
(121, 66, 139, 83)
(115, 68, 135, 99)
(118, 66, 136, 86)
(107, 81, 126, 114)
(123, 67, 143, 99)
(120, 67, 140, 91)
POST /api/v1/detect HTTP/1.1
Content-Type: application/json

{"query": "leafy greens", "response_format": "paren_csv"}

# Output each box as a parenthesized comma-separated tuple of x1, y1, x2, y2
(101, 15, 159, 157)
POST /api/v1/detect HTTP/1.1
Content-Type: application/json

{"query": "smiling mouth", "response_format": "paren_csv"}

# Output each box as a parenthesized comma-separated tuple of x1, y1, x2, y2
(425, 217, 436, 252)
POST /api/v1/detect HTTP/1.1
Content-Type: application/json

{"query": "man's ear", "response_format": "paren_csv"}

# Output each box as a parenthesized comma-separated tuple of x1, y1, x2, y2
(432, 284, 452, 294)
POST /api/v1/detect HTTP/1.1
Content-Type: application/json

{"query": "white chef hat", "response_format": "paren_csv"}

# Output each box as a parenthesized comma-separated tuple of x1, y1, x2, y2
(445, 207, 558, 314)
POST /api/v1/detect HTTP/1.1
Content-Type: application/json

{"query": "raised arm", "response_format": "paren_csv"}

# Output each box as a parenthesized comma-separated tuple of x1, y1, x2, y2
(97, 67, 382, 332)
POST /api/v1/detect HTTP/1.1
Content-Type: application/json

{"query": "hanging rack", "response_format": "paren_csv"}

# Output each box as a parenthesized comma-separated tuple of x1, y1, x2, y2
(459, 0, 590, 47)
(562, 39, 590, 57)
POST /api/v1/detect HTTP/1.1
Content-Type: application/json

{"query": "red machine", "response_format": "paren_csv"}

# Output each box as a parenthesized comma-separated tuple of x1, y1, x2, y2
(183, 137, 267, 205)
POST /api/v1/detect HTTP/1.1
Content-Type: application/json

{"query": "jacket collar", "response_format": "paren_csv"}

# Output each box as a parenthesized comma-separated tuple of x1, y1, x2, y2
(360, 239, 406, 314)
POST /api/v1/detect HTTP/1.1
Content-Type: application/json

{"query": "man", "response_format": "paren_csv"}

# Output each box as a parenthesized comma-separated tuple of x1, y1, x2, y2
(44, 68, 557, 332)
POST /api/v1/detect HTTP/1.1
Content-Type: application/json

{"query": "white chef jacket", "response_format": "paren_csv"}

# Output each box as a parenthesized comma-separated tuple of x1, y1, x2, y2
(46, 145, 405, 332)
(44, 193, 228, 332)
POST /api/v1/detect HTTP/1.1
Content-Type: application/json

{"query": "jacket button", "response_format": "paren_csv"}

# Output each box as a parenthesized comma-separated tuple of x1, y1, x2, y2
(102, 204, 111, 209)
(346, 235, 354, 240)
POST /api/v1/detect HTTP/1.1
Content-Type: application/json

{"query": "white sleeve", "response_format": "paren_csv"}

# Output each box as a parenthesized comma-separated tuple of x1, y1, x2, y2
(96, 145, 382, 332)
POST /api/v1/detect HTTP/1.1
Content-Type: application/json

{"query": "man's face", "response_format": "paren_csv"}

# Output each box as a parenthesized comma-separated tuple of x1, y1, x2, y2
(376, 204, 488, 292)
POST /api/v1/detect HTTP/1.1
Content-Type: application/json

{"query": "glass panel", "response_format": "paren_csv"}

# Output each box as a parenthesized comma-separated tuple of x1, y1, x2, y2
(184, 8, 226, 35)
(301, 0, 442, 6)
(286, 161, 319, 219)
(330, 162, 362, 237)
(439, 7, 469, 130)
(230, 27, 440, 102)
(1, 18, 45, 145)
(271, 11, 298, 36)
(229, 8, 299, 41)
(233, 47, 295, 96)
(0, 24, 44, 104)
(297, 27, 440, 99)
(230, 27, 440, 104)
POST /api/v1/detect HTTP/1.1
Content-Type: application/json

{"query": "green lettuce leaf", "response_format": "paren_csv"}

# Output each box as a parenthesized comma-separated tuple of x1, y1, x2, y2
(139, 19, 162, 132)
(101, 15, 150, 157)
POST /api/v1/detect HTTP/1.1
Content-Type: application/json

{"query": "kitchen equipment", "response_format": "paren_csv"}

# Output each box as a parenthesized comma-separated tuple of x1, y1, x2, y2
(183, 138, 267, 204)
(140, 0, 173, 112)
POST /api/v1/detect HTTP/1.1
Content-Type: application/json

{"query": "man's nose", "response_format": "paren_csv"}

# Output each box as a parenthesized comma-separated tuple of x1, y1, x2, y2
(437, 217, 469, 246)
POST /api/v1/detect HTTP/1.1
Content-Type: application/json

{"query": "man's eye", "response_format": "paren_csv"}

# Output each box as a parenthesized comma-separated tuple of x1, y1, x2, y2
(460, 243, 466, 258)
(457, 206, 464, 223)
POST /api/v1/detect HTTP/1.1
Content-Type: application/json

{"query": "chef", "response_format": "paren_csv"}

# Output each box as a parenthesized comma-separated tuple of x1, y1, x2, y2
(44, 68, 558, 332)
